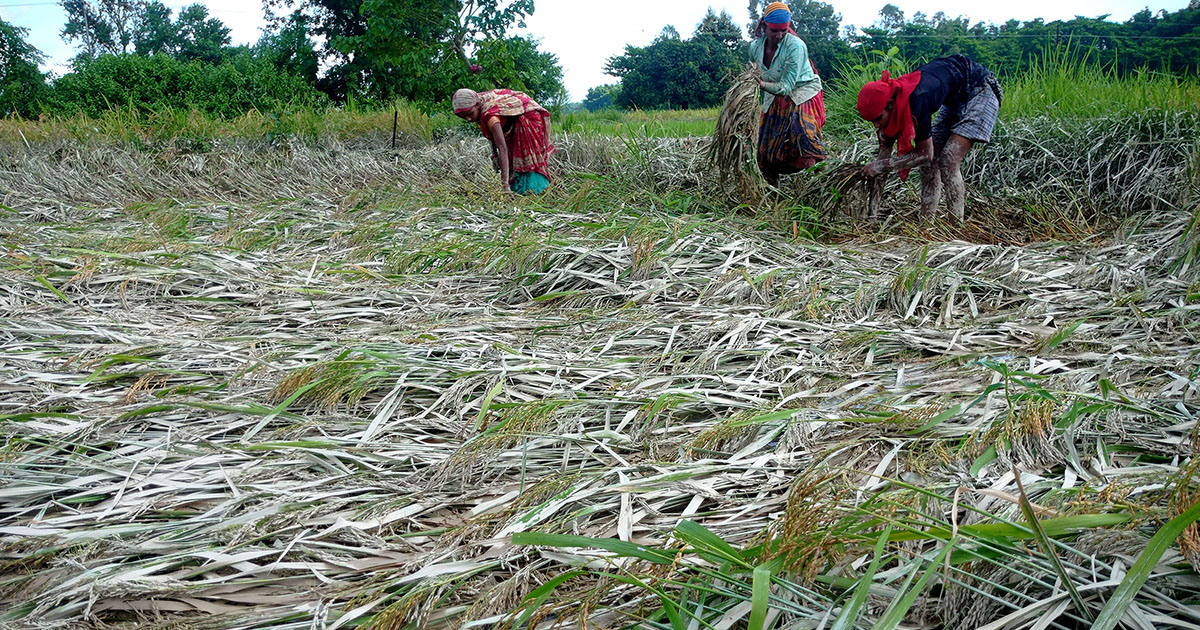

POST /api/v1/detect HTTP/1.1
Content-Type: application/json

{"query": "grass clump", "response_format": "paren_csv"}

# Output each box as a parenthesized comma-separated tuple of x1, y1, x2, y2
(0, 100, 443, 147)
(270, 352, 387, 409)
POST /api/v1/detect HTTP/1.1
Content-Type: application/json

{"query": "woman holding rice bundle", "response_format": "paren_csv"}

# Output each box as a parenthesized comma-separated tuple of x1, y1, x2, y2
(750, 1, 827, 187)
(856, 55, 1002, 221)
(452, 88, 556, 195)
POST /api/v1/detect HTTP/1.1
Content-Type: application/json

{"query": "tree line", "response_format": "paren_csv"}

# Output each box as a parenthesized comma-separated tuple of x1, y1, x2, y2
(588, 0, 1200, 111)
(2, 0, 1199, 119)
(0, 0, 567, 118)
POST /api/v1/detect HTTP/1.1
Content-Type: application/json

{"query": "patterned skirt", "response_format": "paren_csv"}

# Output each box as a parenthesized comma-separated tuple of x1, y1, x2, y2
(757, 94, 827, 175)
(505, 110, 556, 183)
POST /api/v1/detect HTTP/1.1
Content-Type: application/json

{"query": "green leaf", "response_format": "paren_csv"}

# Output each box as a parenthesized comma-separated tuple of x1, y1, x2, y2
(969, 444, 999, 476)
(1042, 320, 1083, 351)
(661, 594, 687, 630)
(675, 520, 747, 567)
(749, 563, 771, 630)
(514, 569, 583, 627)
(599, 571, 692, 629)
(512, 532, 675, 564)
(533, 290, 584, 302)
(472, 378, 506, 432)
(242, 379, 322, 441)
(35, 275, 69, 302)
(1013, 465, 1092, 622)
(888, 512, 1130, 542)
(870, 539, 954, 630)
(910, 404, 963, 433)
(831, 526, 892, 630)
(1092, 500, 1200, 630)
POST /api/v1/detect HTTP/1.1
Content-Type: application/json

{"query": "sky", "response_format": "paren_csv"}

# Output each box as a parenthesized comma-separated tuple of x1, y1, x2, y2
(1, 0, 1190, 101)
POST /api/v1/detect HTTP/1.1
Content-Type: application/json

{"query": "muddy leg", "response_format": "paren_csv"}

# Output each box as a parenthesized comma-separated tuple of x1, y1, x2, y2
(919, 162, 942, 220)
(939, 135, 975, 222)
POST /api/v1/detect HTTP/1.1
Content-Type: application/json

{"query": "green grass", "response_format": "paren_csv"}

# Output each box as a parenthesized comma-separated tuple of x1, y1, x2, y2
(0, 100, 456, 145)
(557, 107, 719, 137)
(1003, 45, 1200, 117)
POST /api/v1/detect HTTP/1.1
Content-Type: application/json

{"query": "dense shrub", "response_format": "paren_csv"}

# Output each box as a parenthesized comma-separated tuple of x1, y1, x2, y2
(44, 52, 328, 118)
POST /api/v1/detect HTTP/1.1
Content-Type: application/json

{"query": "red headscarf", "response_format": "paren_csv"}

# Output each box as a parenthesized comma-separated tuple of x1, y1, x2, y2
(857, 69, 922, 155)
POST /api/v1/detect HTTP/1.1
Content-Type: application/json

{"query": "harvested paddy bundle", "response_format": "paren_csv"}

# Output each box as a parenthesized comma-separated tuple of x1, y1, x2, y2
(788, 160, 881, 220)
(708, 64, 764, 203)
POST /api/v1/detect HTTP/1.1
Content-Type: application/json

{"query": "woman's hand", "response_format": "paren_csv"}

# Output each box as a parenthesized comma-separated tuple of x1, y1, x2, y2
(862, 161, 886, 177)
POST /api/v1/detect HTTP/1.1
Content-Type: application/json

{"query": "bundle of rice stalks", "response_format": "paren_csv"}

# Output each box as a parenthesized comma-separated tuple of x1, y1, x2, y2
(787, 160, 877, 220)
(708, 64, 764, 204)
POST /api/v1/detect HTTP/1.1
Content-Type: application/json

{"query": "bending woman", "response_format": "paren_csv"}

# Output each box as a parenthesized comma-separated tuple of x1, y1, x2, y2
(750, 2, 827, 187)
(856, 55, 1002, 220)
(452, 88, 556, 194)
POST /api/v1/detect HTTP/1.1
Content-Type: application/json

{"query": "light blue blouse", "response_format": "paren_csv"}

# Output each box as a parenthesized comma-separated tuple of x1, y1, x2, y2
(749, 33, 822, 112)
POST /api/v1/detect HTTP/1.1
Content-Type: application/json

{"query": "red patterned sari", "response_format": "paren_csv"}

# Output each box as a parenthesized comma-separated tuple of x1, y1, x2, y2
(476, 89, 556, 181)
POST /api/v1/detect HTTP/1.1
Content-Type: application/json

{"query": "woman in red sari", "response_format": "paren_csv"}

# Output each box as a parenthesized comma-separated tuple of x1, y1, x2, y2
(452, 88, 556, 194)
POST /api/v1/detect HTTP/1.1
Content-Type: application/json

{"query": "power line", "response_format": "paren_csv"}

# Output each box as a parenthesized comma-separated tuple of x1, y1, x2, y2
(848, 34, 1200, 39)
(798, 31, 1200, 40)
(0, 0, 260, 8)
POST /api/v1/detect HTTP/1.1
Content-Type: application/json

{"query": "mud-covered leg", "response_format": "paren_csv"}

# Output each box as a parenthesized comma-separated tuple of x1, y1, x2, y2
(939, 135, 975, 222)
(919, 162, 942, 220)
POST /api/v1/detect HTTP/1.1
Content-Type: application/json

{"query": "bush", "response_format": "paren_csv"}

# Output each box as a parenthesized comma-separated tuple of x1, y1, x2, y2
(43, 52, 328, 118)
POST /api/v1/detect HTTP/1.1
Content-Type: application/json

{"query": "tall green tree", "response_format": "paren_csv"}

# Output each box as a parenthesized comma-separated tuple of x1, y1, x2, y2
(262, 0, 557, 104)
(0, 18, 47, 116)
(132, 1, 175, 55)
(255, 11, 319, 85)
(174, 4, 231, 63)
(583, 83, 620, 111)
(129, 2, 233, 63)
(605, 33, 740, 109)
(262, 0, 369, 100)
(854, 5, 1200, 77)
(695, 8, 742, 50)
(60, 0, 147, 57)
(472, 35, 566, 106)
(876, 4, 905, 33)
(657, 25, 681, 41)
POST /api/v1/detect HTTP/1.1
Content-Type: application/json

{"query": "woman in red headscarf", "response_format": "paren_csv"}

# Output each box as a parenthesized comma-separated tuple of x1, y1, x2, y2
(453, 88, 556, 195)
(750, 2, 827, 187)
(857, 55, 1002, 221)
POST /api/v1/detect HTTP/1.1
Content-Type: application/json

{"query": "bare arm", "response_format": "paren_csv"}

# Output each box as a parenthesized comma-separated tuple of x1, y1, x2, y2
(875, 136, 894, 162)
(863, 137, 933, 177)
(488, 119, 511, 191)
